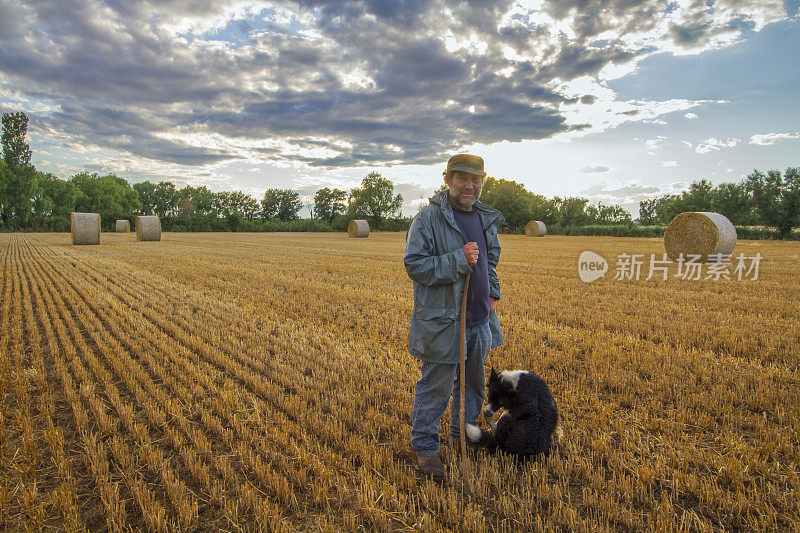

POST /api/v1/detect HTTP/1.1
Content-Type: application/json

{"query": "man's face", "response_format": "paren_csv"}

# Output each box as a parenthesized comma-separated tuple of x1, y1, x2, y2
(446, 171, 483, 209)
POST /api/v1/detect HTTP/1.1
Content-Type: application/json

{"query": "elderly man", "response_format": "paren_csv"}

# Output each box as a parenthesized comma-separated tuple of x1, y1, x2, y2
(403, 153, 505, 480)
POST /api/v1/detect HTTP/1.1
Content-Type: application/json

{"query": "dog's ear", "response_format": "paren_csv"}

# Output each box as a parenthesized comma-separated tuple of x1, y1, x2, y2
(489, 368, 499, 381)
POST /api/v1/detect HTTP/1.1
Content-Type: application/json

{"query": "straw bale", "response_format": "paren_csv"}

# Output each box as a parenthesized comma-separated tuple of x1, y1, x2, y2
(135, 215, 162, 241)
(664, 211, 737, 262)
(115, 219, 130, 233)
(525, 220, 547, 237)
(70, 212, 100, 245)
(348, 219, 370, 238)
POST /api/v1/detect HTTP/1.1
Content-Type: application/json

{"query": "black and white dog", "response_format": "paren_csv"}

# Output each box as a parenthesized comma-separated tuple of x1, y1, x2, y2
(466, 368, 561, 462)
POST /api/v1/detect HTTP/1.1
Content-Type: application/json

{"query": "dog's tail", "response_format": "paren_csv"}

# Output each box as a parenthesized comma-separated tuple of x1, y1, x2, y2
(552, 423, 564, 445)
(465, 424, 497, 453)
(550, 408, 564, 452)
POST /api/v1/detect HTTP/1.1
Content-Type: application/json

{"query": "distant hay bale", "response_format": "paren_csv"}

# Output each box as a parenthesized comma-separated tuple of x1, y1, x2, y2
(525, 220, 546, 237)
(348, 219, 369, 238)
(135, 216, 161, 241)
(664, 211, 737, 262)
(70, 212, 100, 245)
(115, 219, 130, 233)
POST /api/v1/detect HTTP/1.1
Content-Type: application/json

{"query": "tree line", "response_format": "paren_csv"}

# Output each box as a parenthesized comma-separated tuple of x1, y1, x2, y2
(0, 112, 406, 232)
(637, 172, 800, 237)
(1, 111, 798, 236)
(480, 169, 800, 237)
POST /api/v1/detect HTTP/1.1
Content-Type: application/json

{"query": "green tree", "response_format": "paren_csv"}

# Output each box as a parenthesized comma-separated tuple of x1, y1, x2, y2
(241, 195, 261, 220)
(681, 179, 715, 212)
(71, 173, 140, 227)
(175, 185, 196, 220)
(176, 197, 196, 220)
(185, 185, 215, 216)
(347, 172, 403, 228)
(314, 187, 347, 223)
(226, 190, 260, 220)
(32, 172, 77, 230)
(133, 181, 157, 215)
(593, 202, 632, 225)
(711, 182, 755, 226)
(655, 180, 715, 224)
(0, 160, 10, 228)
(554, 197, 590, 226)
(261, 189, 301, 221)
(2, 112, 33, 169)
(260, 189, 279, 219)
(746, 168, 800, 237)
(153, 181, 177, 218)
(479, 177, 556, 231)
(212, 191, 231, 217)
(638, 198, 658, 225)
(654, 195, 682, 224)
(1, 112, 38, 228)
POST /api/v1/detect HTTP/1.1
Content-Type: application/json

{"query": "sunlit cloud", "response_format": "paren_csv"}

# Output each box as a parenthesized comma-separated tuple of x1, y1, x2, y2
(695, 137, 739, 154)
(749, 132, 800, 145)
(580, 165, 610, 173)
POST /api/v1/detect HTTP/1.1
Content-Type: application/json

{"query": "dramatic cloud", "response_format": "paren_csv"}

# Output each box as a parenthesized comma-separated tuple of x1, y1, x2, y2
(749, 132, 800, 145)
(0, 0, 791, 176)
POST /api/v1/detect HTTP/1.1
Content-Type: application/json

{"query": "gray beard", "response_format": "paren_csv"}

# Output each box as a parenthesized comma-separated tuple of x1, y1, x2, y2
(449, 190, 478, 210)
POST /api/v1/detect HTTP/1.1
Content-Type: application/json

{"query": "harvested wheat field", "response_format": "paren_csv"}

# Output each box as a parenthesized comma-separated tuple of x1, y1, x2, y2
(1, 232, 798, 532)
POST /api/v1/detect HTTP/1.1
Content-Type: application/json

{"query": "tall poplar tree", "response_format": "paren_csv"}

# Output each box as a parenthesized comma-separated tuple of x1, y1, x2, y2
(1, 112, 38, 228)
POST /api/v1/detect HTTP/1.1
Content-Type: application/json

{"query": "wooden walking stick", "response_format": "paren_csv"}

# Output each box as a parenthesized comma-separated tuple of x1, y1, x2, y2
(459, 271, 474, 497)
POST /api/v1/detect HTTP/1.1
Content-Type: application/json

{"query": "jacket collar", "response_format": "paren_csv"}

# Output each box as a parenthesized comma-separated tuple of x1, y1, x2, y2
(429, 189, 505, 230)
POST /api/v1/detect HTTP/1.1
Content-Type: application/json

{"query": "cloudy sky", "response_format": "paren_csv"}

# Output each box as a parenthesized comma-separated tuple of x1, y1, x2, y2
(1, 0, 798, 216)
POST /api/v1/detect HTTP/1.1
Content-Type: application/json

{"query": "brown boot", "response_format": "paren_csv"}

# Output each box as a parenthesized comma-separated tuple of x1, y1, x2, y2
(416, 452, 445, 481)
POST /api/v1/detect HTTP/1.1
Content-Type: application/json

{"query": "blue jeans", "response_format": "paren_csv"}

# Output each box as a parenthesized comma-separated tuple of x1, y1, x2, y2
(411, 322, 491, 455)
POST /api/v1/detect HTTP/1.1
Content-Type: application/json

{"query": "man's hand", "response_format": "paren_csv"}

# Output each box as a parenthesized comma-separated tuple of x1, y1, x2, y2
(463, 242, 479, 266)
(489, 297, 497, 316)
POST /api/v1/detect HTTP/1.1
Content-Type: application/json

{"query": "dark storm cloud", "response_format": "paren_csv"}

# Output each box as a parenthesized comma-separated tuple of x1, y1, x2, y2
(38, 102, 236, 165)
(541, 0, 664, 42)
(669, 20, 714, 47)
(0, 0, 788, 168)
(539, 41, 636, 80)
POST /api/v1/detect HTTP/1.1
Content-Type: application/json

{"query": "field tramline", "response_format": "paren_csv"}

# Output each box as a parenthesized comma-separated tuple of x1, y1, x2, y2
(1, 232, 798, 531)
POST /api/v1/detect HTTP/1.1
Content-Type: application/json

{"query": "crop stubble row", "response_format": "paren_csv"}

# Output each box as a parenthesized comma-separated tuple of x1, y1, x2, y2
(1, 232, 798, 531)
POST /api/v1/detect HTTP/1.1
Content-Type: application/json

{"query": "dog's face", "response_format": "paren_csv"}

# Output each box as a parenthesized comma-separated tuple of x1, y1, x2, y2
(484, 367, 517, 417)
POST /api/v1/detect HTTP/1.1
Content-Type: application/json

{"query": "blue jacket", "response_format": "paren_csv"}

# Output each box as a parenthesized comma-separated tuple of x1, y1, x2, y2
(404, 190, 505, 363)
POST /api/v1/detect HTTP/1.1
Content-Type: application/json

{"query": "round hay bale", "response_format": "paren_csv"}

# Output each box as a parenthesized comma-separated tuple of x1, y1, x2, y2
(347, 219, 370, 238)
(115, 219, 130, 233)
(70, 212, 100, 245)
(664, 211, 737, 262)
(525, 220, 547, 237)
(135, 215, 161, 241)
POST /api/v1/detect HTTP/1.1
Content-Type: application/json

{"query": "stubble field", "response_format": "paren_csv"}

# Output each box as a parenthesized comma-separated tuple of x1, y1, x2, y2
(1, 231, 798, 532)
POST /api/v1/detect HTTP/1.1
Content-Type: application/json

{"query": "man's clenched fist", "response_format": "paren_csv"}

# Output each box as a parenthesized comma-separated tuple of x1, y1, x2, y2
(462, 242, 479, 266)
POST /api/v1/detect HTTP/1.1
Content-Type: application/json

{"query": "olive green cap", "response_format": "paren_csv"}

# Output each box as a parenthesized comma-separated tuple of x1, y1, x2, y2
(446, 153, 486, 177)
